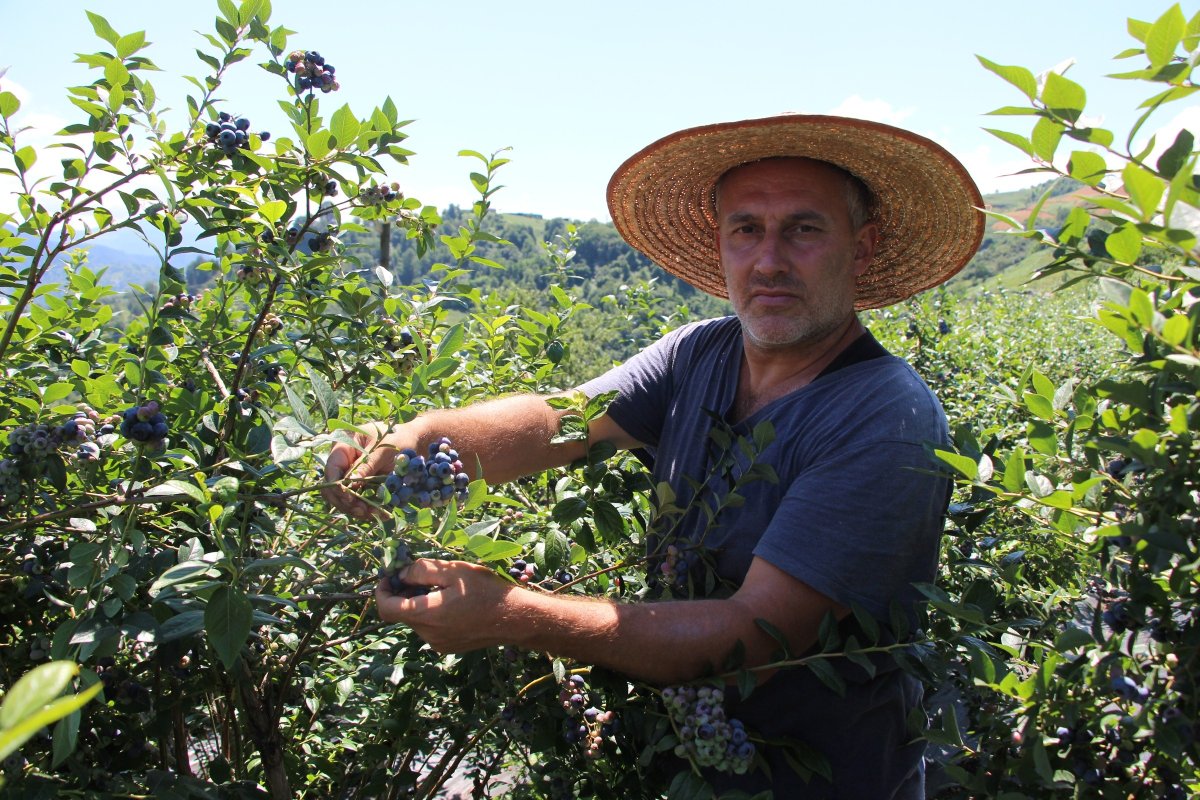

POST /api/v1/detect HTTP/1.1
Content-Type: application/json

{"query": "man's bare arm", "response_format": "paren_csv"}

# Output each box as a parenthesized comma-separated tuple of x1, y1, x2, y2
(376, 555, 845, 686)
(322, 393, 640, 518)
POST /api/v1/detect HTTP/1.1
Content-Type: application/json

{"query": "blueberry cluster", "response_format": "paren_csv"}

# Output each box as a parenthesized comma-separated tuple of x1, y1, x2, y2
(383, 437, 469, 511)
(254, 313, 283, 342)
(204, 112, 269, 156)
(558, 673, 618, 759)
(64, 406, 105, 461)
(657, 542, 696, 592)
(232, 354, 286, 383)
(379, 320, 420, 373)
(0, 458, 19, 505)
(1, 408, 108, 502)
(662, 685, 755, 774)
(236, 263, 269, 284)
(162, 292, 200, 311)
(286, 50, 339, 93)
(379, 540, 431, 598)
(359, 182, 402, 207)
(508, 558, 537, 584)
(285, 203, 339, 255)
(118, 402, 169, 447)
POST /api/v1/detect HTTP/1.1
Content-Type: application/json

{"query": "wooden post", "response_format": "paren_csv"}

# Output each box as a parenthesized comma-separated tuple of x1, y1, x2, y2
(380, 221, 391, 271)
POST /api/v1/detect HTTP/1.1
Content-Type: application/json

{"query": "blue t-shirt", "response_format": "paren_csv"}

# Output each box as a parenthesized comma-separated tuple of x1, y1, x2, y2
(580, 316, 951, 799)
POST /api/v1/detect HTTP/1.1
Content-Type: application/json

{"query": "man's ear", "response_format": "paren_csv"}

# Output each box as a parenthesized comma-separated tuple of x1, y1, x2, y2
(852, 223, 879, 277)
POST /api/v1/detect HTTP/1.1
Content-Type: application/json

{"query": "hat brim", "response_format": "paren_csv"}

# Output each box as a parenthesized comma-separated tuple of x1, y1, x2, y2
(606, 114, 985, 310)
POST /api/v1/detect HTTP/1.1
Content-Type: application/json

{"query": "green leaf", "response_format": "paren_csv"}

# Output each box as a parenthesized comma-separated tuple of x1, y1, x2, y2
(1105, 223, 1143, 264)
(1054, 626, 1094, 651)
(1041, 72, 1086, 122)
(0, 681, 102, 763)
(306, 128, 331, 160)
(984, 128, 1034, 157)
(551, 496, 589, 525)
(1002, 449, 1027, 493)
(1146, 4, 1186, 69)
(1030, 116, 1063, 162)
(144, 479, 206, 504)
(541, 528, 569, 573)
(1127, 287, 1155, 328)
(282, 386, 316, 432)
(329, 105, 360, 149)
(15, 146, 37, 172)
(0, 91, 20, 117)
(1066, 150, 1107, 185)
(41, 382, 75, 405)
(156, 610, 207, 643)
(115, 31, 146, 59)
(1121, 162, 1165, 220)
(1157, 129, 1194, 177)
(591, 501, 625, 540)
(1027, 420, 1058, 456)
(436, 323, 466, 359)
(931, 449, 978, 480)
(977, 56, 1037, 100)
(308, 370, 336, 422)
(850, 603, 881, 644)
(1023, 392, 1055, 422)
(259, 199, 286, 223)
(804, 658, 846, 697)
(205, 586, 253, 670)
(86, 11, 121, 46)
(0, 662, 80, 730)
(50, 710, 80, 767)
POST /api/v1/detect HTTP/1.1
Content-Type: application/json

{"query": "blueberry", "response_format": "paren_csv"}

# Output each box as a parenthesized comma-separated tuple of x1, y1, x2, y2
(235, 117, 250, 131)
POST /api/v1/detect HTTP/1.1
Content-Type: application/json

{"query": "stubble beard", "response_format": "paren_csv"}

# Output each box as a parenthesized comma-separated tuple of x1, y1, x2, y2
(734, 279, 856, 351)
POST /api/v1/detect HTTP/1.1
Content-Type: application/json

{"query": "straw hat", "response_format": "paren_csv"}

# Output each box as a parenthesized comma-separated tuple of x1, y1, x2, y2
(607, 114, 985, 309)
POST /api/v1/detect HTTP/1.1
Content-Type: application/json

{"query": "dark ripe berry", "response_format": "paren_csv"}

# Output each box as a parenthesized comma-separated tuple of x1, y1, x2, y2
(235, 116, 250, 131)
(325, 179, 338, 196)
(218, 130, 236, 146)
(205, 122, 221, 138)
(259, 130, 271, 141)
(218, 111, 231, 122)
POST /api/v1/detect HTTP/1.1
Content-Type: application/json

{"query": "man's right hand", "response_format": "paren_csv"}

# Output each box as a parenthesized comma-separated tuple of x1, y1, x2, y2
(321, 421, 406, 519)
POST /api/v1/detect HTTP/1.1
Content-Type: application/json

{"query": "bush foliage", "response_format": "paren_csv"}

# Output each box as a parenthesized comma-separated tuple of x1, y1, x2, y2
(0, 2, 1196, 798)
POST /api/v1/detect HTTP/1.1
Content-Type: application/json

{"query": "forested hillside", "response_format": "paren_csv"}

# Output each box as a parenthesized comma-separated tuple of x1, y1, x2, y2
(156, 175, 1086, 382)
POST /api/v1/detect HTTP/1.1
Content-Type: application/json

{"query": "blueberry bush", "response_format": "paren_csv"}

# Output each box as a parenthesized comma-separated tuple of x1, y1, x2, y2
(0, 2, 1196, 799)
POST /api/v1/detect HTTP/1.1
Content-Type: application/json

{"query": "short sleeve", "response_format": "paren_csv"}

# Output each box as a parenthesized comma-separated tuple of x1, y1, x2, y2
(576, 322, 695, 448)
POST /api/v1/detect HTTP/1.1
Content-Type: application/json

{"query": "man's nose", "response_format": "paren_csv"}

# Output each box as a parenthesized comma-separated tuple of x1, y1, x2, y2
(752, 231, 788, 276)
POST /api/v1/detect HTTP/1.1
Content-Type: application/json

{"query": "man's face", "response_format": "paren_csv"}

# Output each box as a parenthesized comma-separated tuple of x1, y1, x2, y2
(716, 158, 877, 351)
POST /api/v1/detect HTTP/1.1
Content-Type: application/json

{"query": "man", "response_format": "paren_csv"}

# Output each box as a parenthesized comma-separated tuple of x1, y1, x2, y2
(323, 114, 984, 797)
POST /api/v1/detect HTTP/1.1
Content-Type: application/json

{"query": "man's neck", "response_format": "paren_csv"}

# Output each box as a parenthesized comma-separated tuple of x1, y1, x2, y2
(732, 316, 864, 422)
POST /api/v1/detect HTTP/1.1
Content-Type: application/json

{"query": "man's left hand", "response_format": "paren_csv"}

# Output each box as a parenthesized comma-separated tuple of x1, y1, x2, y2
(375, 559, 516, 653)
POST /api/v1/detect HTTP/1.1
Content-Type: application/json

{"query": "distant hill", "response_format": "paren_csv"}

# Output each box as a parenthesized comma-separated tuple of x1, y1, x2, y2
(2, 225, 176, 292)
(6, 177, 1093, 297)
(948, 176, 1093, 291)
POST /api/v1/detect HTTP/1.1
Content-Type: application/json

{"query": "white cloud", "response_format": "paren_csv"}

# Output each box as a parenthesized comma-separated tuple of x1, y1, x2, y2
(826, 96, 915, 126)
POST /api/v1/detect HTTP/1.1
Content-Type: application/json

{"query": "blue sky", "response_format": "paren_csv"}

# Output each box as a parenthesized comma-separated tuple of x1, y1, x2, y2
(0, 1, 1187, 221)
